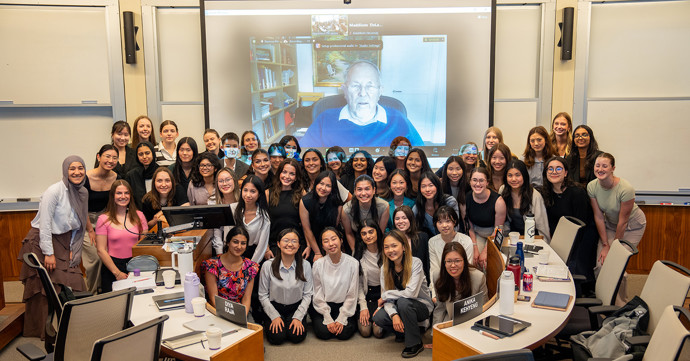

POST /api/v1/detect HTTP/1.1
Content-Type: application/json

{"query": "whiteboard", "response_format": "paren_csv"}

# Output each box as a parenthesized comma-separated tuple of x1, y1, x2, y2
(577, 0, 690, 192)
(0, 5, 112, 105)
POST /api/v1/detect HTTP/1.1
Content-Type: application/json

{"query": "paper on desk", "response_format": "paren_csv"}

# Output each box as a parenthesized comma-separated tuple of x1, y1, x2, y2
(535, 265, 569, 280)
(112, 275, 157, 291)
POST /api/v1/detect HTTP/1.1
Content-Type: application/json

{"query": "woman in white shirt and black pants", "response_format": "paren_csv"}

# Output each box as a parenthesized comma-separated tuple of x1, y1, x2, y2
(310, 227, 359, 340)
(373, 230, 434, 358)
(258, 228, 313, 345)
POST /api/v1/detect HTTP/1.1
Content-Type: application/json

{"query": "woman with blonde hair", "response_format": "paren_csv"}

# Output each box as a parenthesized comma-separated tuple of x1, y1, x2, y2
(550, 112, 573, 157)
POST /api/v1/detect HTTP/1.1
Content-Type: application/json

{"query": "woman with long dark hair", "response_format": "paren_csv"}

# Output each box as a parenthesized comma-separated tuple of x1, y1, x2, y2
(230, 175, 271, 263)
(372, 156, 396, 200)
(412, 171, 459, 237)
(131, 115, 157, 149)
(354, 219, 384, 338)
(169, 136, 198, 192)
(387, 169, 416, 230)
(279, 135, 302, 161)
(342, 175, 389, 253)
(392, 205, 430, 285)
(100, 121, 136, 177)
(310, 227, 359, 340)
(439, 156, 469, 234)
(240, 130, 261, 165)
(125, 141, 159, 209)
(566, 125, 603, 185)
(405, 148, 431, 197)
(299, 171, 343, 262)
(500, 160, 550, 242)
(372, 230, 433, 358)
(550, 112, 573, 157)
(245, 148, 273, 187)
(141, 167, 188, 228)
(339, 150, 374, 194)
(325, 146, 347, 179)
(267, 159, 307, 259)
(488, 143, 511, 193)
(212, 167, 240, 254)
(267, 143, 286, 175)
(432, 243, 487, 325)
(258, 228, 313, 345)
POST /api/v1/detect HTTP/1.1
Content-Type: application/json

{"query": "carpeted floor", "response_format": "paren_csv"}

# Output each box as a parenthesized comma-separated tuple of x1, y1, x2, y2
(0, 275, 650, 361)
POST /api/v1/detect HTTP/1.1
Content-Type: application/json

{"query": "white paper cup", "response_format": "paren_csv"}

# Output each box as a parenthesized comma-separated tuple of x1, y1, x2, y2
(192, 297, 206, 317)
(162, 270, 176, 288)
(509, 232, 520, 245)
(206, 326, 223, 350)
(538, 249, 550, 265)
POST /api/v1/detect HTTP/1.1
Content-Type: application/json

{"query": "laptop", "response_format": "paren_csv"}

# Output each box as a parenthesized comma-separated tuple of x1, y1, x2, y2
(184, 315, 239, 334)
(214, 296, 248, 327)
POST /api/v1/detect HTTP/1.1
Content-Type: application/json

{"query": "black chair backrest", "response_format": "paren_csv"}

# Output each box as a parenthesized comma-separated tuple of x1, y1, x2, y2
(90, 315, 168, 361)
(53, 287, 136, 361)
(23, 252, 63, 352)
(453, 349, 535, 361)
(311, 94, 407, 122)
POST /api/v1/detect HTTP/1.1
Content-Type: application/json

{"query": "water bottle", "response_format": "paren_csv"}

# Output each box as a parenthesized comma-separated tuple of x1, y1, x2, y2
(516, 241, 525, 279)
(524, 213, 535, 243)
(499, 271, 515, 315)
(183, 272, 200, 313)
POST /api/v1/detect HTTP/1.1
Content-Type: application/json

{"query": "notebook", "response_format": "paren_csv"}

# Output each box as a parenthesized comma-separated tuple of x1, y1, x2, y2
(536, 265, 570, 281)
(153, 292, 185, 311)
(532, 291, 572, 311)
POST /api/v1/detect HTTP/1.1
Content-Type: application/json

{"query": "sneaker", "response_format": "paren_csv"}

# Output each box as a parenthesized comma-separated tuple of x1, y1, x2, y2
(401, 343, 424, 358)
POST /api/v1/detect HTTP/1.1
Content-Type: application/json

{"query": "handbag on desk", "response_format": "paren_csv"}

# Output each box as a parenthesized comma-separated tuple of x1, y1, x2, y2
(126, 255, 160, 272)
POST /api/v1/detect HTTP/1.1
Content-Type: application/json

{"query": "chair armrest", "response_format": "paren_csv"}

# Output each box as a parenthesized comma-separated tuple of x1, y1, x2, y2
(575, 298, 603, 308)
(572, 274, 587, 282)
(73, 291, 92, 299)
(16, 343, 47, 361)
(589, 305, 620, 317)
(624, 335, 652, 347)
(588, 356, 633, 361)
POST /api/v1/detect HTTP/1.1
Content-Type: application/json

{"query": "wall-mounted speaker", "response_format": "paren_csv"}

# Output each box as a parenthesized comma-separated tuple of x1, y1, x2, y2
(560, 7, 574, 60)
(123, 11, 136, 64)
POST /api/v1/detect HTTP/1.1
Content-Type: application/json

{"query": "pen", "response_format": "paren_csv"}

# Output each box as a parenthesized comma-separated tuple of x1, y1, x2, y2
(133, 277, 151, 283)
(478, 330, 500, 340)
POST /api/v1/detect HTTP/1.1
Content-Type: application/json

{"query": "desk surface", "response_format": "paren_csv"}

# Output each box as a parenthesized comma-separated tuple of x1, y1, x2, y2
(433, 240, 575, 360)
(130, 285, 263, 361)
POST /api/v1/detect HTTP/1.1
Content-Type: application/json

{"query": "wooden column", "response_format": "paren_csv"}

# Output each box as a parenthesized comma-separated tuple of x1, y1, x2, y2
(0, 211, 35, 282)
(627, 205, 690, 274)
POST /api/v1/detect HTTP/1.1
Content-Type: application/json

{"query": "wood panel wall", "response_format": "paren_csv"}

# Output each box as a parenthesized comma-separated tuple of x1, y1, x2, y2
(0, 211, 35, 282)
(627, 205, 690, 274)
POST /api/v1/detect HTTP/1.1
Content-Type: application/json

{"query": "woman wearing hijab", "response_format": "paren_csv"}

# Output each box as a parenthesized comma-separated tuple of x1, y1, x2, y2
(17, 156, 89, 338)
(125, 141, 159, 209)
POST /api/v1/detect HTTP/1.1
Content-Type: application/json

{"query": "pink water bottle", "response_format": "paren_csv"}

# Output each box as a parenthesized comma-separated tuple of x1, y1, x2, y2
(183, 272, 200, 313)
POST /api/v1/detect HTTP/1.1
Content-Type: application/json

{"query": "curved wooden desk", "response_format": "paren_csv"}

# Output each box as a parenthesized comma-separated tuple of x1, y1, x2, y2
(130, 285, 263, 361)
(432, 238, 575, 361)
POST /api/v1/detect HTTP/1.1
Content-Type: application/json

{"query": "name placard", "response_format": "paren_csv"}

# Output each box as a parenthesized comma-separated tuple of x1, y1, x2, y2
(452, 291, 485, 326)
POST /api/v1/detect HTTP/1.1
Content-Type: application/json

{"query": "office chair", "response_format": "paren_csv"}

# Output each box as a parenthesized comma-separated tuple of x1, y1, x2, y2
(549, 240, 638, 359)
(311, 94, 407, 123)
(570, 260, 690, 361)
(453, 349, 535, 361)
(17, 287, 136, 361)
(583, 306, 690, 361)
(90, 315, 168, 361)
(549, 216, 585, 264)
(22, 252, 91, 353)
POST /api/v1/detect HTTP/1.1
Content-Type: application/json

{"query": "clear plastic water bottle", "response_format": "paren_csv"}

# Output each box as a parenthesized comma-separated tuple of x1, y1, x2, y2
(183, 272, 200, 313)
(515, 241, 525, 279)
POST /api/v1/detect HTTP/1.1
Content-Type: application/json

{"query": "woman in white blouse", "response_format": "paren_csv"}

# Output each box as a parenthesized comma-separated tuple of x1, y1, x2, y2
(310, 227, 359, 340)
(18, 156, 90, 338)
(373, 230, 434, 358)
(258, 228, 313, 345)
(354, 219, 384, 338)
(230, 175, 271, 263)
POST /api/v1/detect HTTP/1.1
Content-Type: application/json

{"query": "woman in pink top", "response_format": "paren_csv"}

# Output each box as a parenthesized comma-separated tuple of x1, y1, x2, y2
(96, 180, 148, 293)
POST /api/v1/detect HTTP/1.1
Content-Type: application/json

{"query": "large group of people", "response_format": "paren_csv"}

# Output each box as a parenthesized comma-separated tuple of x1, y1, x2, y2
(18, 111, 646, 358)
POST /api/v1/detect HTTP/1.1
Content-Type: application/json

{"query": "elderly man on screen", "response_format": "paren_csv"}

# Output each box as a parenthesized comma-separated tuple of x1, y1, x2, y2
(300, 61, 424, 147)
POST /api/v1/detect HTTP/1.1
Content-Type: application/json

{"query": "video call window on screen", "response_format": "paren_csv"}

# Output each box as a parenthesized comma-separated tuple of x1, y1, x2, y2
(204, 0, 493, 158)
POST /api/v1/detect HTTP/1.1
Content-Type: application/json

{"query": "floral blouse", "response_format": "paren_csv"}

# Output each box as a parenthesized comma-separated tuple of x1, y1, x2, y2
(202, 256, 259, 303)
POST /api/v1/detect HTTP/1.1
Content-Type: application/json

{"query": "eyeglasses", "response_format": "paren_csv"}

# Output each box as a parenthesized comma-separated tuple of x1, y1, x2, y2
(218, 178, 234, 185)
(199, 163, 214, 169)
(547, 166, 564, 174)
(281, 239, 299, 245)
(347, 83, 380, 94)
(470, 178, 487, 184)
(574, 133, 590, 139)
(101, 154, 117, 161)
(445, 259, 463, 266)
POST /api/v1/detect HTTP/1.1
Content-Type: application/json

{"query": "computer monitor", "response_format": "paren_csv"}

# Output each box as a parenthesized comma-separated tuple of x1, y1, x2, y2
(162, 204, 235, 233)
